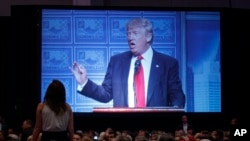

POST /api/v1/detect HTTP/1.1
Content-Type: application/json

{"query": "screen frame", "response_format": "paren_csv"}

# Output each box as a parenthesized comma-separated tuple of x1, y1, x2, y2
(38, 5, 223, 114)
(9, 4, 250, 131)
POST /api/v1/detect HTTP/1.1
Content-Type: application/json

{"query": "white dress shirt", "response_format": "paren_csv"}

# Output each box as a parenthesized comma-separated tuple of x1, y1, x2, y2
(128, 47, 153, 107)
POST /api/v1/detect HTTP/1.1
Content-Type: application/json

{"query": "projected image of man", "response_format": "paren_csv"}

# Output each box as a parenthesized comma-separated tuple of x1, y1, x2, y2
(69, 17, 185, 108)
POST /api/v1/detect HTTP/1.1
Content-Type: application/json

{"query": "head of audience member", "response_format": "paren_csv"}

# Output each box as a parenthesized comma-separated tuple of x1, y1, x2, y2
(105, 128, 113, 136)
(187, 127, 194, 136)
(212, 129, 224, 141)
(158, 133, 174, 141)
(7, 128, 14, 135)
(116, 135, 132, 141)
(137, 129, 149, 138)
(99, 131, 109, 141)
(82, 135, 93, 141)
(22, 119, 33, 131)
(198, 130, 213, 141)
(230, 118, 238, 126)
(121, 130, 131, 137)
(135, 135, 149, 141)
(108, 130, 117, 141)
(126, 17, 153, 56)
(73, 133, 83, 141)
(181, 115, 188, 124)
(174, 130, 184, 137)
(86, 130, 96, 139)
(44, 79, 67, 115)
(174, 130, 186, 141)
(150, 130, 159, 141)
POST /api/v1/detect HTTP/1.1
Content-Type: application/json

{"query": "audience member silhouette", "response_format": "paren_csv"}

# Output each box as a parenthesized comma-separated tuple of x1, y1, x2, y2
(20, 119, 33, 141)
(32, 79, 74, 141)
(176, 115, 193, 135)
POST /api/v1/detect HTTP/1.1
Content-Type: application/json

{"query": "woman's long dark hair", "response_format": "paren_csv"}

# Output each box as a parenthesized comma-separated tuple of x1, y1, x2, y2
(44, 79, 67, 115)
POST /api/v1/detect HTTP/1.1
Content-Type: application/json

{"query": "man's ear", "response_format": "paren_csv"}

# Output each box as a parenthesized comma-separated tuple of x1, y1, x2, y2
(146, 33, 152, 42)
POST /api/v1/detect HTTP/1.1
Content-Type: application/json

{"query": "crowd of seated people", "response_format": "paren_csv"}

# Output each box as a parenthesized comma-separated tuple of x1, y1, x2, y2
(70, 127, 232, 141)
(0, 125, 236, 141)
(0, 116, 242, 141)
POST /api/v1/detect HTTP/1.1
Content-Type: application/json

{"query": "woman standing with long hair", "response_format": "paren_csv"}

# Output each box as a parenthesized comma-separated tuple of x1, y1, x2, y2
(32, 79, 74, 141)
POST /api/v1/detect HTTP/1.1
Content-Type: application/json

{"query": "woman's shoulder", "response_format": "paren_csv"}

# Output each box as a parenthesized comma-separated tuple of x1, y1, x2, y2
(36, 102, 45, 111)
(65, 103, 73, 111)
(37, 102, 43, 107)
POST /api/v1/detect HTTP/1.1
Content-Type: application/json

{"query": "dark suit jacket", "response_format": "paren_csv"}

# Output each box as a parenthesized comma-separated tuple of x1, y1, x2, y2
(176, 123, 193, 132)
(79, 49, 185, 108)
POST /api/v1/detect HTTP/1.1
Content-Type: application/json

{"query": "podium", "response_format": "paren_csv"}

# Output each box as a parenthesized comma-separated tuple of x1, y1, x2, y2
(93, 107, 184, 113)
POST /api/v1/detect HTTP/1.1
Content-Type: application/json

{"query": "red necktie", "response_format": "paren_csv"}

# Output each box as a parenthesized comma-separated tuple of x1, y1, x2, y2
(134, 55, 145, 107)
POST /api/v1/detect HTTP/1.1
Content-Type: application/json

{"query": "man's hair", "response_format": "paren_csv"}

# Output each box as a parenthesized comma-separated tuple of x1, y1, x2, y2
(126, 17, 154, 45)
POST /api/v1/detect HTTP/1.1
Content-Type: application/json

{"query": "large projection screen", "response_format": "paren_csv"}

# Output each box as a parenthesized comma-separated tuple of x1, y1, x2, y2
(40, 7, 221, 113)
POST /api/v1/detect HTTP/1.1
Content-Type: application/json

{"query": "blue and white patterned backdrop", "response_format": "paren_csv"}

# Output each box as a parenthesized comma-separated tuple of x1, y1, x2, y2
(41, 9, 221, 112)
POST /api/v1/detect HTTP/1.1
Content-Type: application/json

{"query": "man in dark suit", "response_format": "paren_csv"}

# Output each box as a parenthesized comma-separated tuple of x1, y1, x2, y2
(176, 115, 193, 135)
(69, 17, 185, 108)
